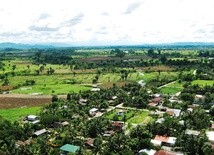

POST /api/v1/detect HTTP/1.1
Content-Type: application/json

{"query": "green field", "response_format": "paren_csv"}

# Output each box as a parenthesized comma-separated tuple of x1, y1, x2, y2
(0, 107, 41, 122)
(191, 80, 214, 86)
(160, 81, 184, 94)
(142, 72, 178, 82)
(105, 109, 134, 121)
(126, 110, 153, 124)
(104, 109, 153, 124)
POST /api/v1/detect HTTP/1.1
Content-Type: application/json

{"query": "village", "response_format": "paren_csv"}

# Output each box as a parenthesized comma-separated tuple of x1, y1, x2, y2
(11, 81, 214, 155)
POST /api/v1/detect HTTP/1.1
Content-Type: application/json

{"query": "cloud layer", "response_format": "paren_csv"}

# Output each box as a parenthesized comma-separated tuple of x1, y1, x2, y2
(0, 0, 214, 45)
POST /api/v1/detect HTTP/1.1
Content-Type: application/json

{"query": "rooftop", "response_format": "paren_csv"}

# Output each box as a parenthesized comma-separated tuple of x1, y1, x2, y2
(60, 144, 80, 153)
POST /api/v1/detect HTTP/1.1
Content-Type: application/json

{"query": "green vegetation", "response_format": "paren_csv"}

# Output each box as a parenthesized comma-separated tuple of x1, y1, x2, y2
(126, 110, 152, 124)
(0, 46, 214, 155)
(0, 107, 41, 121)
(160, 81, 184, 94)
(191, 80, 214, 86)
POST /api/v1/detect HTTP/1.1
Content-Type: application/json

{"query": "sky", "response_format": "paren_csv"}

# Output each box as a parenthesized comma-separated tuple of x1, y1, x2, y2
(0, 0, 214, 45)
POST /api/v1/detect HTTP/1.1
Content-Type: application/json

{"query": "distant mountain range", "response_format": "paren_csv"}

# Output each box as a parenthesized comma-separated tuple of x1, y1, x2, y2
(0, 42, 55, 49)
(0, 42, 214, 49)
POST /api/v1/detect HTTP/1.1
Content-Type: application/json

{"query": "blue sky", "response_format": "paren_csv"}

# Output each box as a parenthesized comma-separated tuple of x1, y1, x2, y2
(0, 0, 214, 45)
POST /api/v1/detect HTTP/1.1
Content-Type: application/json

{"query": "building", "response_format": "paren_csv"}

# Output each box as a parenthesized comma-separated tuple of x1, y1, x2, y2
(166, 108, 181, 117)
(151, 135, 177, 147)
(139, 149, 156, 155)
(60, 144, 80, 155)
(85, 138, 94, 148)
(185, 129, 200, 136)
(112, 121, 125, 131)
(154, 150, 183, 155)
(89, 108, 99, 116)
(33, 129, 47, 137)
(91, 88, 100, 92)
(206, 131, 214, 144)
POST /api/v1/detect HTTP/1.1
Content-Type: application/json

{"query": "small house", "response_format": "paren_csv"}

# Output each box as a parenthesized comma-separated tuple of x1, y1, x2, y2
(103, 130, 115, 137)
(152, 135, 176, 147)
(117, 110, 125, 116)
(166, 108, 181, 117)
(91, 88, 100, 92)
(112, 121, 124, 131)
(211, 124, 214, 130)
(89, 108, 99, 116)
(185, 129, 200, 136)
(206, 131, 214, 144)
(85, 138, 94, 148)
(26, 115, 39, 121)
(33, 129, 47, 137)
(139, 149, 156, 155)
(60, 144, 80, 155)
(112, 96, 118, 100)
(154, 150, 183, 155)
(79, 98, 87, 105)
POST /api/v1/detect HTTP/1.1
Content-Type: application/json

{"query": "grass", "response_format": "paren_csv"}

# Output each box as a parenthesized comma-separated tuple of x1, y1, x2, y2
(191, 80, 214, 87)
(0, 107, 41, 122)
(105, 109, 134, 121)
(12, 84, 90, 94)
(141, 72, 178, 83)
(104, 109, 153, 124)
(0, 59, 142, 95)
(160, 81, 184, 94)
(126, 110, 152, 124)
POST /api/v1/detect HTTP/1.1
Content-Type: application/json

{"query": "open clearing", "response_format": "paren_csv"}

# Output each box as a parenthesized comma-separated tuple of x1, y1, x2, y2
(0, 107, 41, 121)
(159, 81, 184, 94)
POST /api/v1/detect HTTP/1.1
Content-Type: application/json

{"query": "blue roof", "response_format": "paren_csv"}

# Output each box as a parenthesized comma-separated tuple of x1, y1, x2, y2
(60, 144, 80, 153)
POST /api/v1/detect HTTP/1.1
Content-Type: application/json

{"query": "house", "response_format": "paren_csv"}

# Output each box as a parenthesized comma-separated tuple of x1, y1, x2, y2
(79, 98, 87, 105)
(112, 121, 125, 131)
(139, 149, 156, 155)
(60, 144, 80, 155)
(89, 108, 99, 116)
(156, 118, 165, 124)
(194, 94, 204, 103)
(154, 150, 183, 155)
(103, 130, 115, 137)
(206, 131, 214, 144)
(185, 129, 200, 136)
(25, 115, 39, 123)
(91, 88, 100, 92)
(33, 129, 47, 137)
(85, 138, 94, 148)
(166, 108, 181, 117)
(148, 102, 158, 107)
(117, 110, 125, 116)
(152, 135, 177, 147)
(152, 97, 162, 104)
(112, 96, 118, 100)
(169, 96, 182, 103)
(211, 124, 214, 130)
(53, 121, 69, 128)
(16, 139, 33, 148)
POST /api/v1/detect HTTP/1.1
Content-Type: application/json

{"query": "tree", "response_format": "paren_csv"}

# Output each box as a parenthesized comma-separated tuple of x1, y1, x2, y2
(93, 136, 103, 155)
(67, 93, 71, 101)
(52, 95, 58, 102)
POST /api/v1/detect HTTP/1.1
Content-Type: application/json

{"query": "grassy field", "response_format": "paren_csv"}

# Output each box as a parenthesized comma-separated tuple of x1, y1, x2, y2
(159, 81, 184, 94)
(104, 109, 153, 124)
(105, 109, 134, 121)
(126, 110, 153, 124)
(5, 72, 141, 94)
(12, 84, 90, 94)
(141, 72, 178, 82)
(191, 80, 214, 86)
(0, 107, 41, 122)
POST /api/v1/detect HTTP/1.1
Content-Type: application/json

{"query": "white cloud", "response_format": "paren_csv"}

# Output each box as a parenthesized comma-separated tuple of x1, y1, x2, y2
(0, 0, 214, 45)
